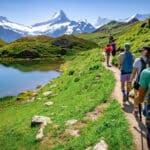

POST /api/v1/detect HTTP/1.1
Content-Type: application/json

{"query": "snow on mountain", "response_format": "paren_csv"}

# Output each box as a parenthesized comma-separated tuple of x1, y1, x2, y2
(32, 10, 70, 27)
(0, 10, 95, 42)
(119, 13, 150, 22)
(32, 10, 95, 37)
(0, 16, 32, 34)
(0, 11, 150, 42)
(95, 17, 112, 28)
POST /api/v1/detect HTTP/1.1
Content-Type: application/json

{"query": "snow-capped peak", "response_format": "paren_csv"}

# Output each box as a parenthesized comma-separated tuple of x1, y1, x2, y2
(120, 13, 150, 22)
(95, 17, 112, 28)
(52, 10, 68, 21)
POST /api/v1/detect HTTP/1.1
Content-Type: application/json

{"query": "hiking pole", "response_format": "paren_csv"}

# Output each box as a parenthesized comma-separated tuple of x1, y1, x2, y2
(139, 103, 144, 150)
(146, 119, 150, 150)
(139, 103, 142, 121)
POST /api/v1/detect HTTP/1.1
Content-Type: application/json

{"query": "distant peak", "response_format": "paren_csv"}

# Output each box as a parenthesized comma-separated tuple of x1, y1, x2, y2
(52, 10, 68, 19)
(0, 16, 8, 21)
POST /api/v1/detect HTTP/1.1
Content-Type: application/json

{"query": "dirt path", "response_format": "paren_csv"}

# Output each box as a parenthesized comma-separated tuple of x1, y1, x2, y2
(103, 60, 148, 150)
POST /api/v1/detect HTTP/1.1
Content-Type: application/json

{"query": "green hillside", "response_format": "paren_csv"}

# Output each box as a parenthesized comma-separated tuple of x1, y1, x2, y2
(0, 38, 7, 47)
(0, 35, 98, 59)
(77, 18, 150, 51)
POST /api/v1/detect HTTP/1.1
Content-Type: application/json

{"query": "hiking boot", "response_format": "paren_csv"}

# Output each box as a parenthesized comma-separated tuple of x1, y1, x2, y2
(123, 95, 126, 104)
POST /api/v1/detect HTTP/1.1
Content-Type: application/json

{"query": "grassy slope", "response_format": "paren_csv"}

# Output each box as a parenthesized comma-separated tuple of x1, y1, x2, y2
(0, 35, 97, 59)
(77, 18, 150, 50)
(0, 48, 134, 150)
(0, 18, 145, 149)
(0, 38, 6, 47)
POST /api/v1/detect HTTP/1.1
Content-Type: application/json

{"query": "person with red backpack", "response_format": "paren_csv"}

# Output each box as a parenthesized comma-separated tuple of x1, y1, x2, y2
(105, 44, 112, 67)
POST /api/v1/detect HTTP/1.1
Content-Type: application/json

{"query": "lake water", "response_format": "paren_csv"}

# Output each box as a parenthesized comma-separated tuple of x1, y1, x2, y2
(0, 60, 61, 98)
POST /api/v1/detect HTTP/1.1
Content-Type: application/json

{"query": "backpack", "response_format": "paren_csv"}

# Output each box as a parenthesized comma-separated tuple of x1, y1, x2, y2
(122, 52, 134, 73)
(133, 57, 147, 90)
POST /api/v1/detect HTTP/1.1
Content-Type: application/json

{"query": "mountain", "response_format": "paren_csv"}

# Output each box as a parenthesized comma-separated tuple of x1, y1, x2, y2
(119, 13, 150, 22)
(94, 13, 150, 29)
(0, 16, 33, 42)
(95, 17, 112, 28)
(0, 10, 95, 42)
(31, 10, 95, 37)
(93, 18, 139, 33)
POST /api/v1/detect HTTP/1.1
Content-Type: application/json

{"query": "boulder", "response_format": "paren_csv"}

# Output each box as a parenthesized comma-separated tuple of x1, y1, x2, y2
(93, 140, 108, 150)
(31, 116, 51, 127)
(44, 101, 54, 106)
(31, 116, 52, 140)
(43, 91, 52, 96)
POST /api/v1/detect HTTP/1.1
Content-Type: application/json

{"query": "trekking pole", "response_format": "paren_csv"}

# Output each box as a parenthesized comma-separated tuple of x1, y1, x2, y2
(139, 103, 142, 121)
(139, 103, 144, 150)
(146, 119, 150, 150)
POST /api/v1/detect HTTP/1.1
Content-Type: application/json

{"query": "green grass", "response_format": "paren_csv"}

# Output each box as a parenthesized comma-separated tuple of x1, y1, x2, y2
(0, 48, 134, 150)
(0, 17, 143, 149)
(0, 38, 7, 47)
(56, 100, 134, 150)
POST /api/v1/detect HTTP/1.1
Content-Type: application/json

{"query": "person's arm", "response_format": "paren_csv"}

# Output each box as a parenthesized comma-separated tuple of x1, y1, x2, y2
(134, 86, 147, 107)
(134, 70, 148, 107)
(118, 54, 122, 69)
(129, 67, 137, 82)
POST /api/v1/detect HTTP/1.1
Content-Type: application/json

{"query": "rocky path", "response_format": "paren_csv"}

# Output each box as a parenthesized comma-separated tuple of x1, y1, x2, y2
(103, 61, 148, 150)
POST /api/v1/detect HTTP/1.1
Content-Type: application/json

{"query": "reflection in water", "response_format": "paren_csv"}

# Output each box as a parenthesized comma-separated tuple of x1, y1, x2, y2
(0, 60, 61, 98)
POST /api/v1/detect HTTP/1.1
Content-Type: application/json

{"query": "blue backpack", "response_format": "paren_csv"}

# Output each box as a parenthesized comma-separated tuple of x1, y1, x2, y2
(122, 52, 134, 73)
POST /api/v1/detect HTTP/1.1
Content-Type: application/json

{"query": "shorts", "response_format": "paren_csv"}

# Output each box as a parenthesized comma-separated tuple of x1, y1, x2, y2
(105, 52, 110, 57)
(120, 73, 131, 82)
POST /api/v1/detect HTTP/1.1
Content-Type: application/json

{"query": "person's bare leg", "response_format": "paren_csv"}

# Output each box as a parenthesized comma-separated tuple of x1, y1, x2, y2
(126, 81, 131, 101)
(121, 82, 126, 103)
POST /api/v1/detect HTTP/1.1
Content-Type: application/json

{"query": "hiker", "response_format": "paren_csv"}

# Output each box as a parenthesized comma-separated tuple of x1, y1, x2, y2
(111, 39, 116, 56)
(118, 43, 135, 104)
(133, 46, 150, 148)
(105, 43, 112, 67)
(130, 47, 147, 115)
(109, 34, 114, 43)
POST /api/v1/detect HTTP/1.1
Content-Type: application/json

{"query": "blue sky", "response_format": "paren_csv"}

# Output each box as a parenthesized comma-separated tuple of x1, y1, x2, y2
(0, 0, 150, 25)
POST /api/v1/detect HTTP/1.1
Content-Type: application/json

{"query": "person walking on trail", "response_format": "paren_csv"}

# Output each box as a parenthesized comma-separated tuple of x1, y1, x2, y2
(105, 44, 112, 67)
(130, 47, 147, 114)
(118, 43, 135, 104)
(133, 46, 150, 148)
(111, 39, 116, 56)
(109, 34, 114, 43)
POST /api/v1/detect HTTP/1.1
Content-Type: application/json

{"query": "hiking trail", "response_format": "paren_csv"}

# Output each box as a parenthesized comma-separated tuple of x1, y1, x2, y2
(103, 58, 148, 150)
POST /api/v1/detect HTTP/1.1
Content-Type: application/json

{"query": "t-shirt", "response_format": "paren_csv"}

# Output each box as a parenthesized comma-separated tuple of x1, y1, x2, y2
(133, 56, 147, 82)
(139, 67, 150, 102)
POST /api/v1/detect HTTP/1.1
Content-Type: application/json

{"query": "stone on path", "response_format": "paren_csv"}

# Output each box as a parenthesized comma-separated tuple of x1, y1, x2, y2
(31, 116, 52, 140)
(43, 91, 52, 96)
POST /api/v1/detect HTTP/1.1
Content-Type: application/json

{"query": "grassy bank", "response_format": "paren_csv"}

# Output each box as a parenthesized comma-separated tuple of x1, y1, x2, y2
(0, 48, 134, 149)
